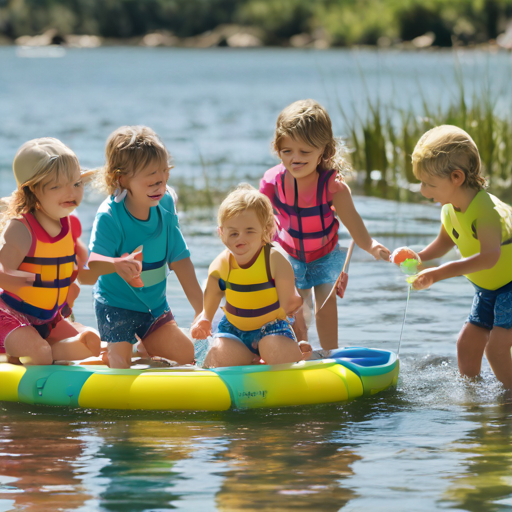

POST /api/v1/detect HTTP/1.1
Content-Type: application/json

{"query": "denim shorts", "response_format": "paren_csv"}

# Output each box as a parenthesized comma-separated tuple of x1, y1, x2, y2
(95, 301, 174, 344)
(468, 280, 512, 331)
(213, 315, 296, 355)
(288, 244, 347, 290)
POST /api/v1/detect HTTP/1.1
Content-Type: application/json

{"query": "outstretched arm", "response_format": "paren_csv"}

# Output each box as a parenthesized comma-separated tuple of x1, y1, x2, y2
(413, 218, 501, 290)
(170, 257, 203, 319)
(87, 247, 143, 286)
(332, 183, 390, 260)
(417, 224, 456, 263)
(270, 249, 303, 315)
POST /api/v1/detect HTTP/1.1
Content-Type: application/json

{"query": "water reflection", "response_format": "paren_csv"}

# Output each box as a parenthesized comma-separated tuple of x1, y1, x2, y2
(0, 407, 91, 510)
(0, 406, 373, 510)
(442, 400, 512, 512)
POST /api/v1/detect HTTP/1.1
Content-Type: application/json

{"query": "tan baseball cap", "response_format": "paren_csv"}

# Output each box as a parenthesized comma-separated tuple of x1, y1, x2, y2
(13, 138, 78, 187)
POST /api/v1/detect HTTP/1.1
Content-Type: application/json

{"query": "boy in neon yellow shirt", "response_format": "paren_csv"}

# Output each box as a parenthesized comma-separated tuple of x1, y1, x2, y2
(394, 125, 512, 388)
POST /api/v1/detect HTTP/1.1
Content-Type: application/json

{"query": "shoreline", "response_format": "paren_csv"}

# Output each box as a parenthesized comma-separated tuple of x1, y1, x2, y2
(1, 29, 510, 52)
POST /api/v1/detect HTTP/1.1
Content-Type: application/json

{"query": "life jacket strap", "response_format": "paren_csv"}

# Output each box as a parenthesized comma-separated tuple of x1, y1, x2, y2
(33, 276, 72, 289)
(0, 292, 61, 321)
(225, 300, 280, 318)
(221, 280, 275, 292)
(23, 254, 76, 265)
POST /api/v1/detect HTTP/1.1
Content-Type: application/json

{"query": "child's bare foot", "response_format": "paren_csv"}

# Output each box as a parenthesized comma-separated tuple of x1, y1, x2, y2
(79, 329, 101, 357)
(298, 341, 312, 360)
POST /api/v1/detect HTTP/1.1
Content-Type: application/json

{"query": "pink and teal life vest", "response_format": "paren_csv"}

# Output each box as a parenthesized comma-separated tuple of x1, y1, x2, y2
(261, 164, 339, 263)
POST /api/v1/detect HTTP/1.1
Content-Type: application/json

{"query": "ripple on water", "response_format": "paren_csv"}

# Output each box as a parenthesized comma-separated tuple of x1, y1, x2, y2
(397, 354, 511, 409)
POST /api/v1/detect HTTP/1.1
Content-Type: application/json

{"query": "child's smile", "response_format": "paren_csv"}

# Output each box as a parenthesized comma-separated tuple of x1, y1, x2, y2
(122, 161, 170, 219)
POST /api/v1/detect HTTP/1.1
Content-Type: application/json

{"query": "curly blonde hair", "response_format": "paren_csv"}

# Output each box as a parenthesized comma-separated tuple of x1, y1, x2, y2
(273, 99, 351, 179)
(218, 184, 276, 245)
(1, 138, 81, 232)
(412, 125, 486, 190)
(95, 125, 173, 195)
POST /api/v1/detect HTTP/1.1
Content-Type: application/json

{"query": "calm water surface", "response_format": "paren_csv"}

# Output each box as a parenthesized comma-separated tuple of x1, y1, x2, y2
(1, 47, 512, 511)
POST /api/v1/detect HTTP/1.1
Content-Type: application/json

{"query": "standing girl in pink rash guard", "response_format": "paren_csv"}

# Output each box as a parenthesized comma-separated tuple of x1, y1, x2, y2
(260, 99, 390, 350)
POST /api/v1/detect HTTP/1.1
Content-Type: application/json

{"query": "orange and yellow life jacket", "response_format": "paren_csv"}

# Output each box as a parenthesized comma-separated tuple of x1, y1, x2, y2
(1, 213, 77, 321)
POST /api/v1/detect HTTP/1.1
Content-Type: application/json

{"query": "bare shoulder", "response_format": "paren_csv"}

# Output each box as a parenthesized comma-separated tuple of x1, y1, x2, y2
(1, 219, 32, 254)
(269, 246, 292, 274)
(331, 179, 352, 197)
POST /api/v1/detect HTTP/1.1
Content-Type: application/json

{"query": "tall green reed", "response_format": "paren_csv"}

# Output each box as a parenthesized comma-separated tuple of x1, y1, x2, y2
(339, 65, 512, 196)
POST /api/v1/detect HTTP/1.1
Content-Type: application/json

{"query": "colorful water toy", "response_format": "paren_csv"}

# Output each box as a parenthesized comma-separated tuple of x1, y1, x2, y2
(390, 247, 420, 276)
(0, 347, 399, 411)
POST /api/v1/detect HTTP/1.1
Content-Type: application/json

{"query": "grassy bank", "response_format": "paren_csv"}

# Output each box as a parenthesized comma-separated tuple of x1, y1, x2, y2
(336, 66, 512, 202)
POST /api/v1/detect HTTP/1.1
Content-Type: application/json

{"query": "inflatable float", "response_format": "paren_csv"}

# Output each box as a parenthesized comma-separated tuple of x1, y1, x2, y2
(0, 347, 399, 411)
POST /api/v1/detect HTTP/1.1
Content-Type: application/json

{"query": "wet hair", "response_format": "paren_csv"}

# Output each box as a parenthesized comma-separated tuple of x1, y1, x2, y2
(95, 125, 172, 195)
(412, 125, 486, 190)
(218, 184, 275, 245)
(272, 99, 351, 179)
(0, 138, 81, 232)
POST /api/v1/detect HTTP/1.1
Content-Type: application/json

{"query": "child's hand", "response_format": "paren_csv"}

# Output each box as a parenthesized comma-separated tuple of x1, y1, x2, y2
(114, 246, 143, 287)
(410, 267, 438, 290)
(370, 239, 391, 261)
(191, 315, 212, 339)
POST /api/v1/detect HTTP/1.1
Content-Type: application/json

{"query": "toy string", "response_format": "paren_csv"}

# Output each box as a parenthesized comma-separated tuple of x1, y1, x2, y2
(397, 283, 412, 357)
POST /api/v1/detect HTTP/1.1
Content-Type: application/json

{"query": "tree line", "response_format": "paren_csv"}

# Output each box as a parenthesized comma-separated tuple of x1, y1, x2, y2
(1, 0, 511, 46)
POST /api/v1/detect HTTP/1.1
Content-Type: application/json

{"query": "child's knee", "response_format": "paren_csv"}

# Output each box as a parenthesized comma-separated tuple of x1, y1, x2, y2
(26, 343, 53, 366)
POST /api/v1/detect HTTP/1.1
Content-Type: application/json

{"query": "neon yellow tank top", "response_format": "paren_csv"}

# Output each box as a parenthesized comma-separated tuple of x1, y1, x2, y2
(441, 190, 512, 290)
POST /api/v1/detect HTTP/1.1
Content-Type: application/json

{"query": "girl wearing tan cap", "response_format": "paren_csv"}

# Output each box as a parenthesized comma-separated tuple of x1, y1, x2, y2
(0, 138, 101, 365)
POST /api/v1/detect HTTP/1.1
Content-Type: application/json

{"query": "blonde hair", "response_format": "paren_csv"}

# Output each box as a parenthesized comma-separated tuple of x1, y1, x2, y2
(1, 138, 80, 232)
(218, 184, 275, 245)
(412, 125, 486, 190)
(273, 99, 351, 179)
(96, 125, 172, 195)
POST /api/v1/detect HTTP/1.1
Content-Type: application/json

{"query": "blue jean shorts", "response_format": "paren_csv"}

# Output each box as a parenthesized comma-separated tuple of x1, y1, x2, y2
(468, 280, 512, 331)
(288, 244, 347, 290)
(213, 315, 296, 355)
(95, 301, 175, 344)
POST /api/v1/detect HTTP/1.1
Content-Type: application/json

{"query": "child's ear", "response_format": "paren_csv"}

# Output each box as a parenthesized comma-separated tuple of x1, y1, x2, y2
(451, 170, 466, 186)
(217, 226, 223, 237)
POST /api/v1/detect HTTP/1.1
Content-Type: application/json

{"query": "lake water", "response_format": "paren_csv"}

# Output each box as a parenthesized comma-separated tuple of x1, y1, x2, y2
(1, 47, 512, 512)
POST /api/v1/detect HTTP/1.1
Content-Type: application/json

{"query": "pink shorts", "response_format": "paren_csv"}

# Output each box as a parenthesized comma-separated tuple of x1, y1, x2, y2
(0, 298, 58, 354)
